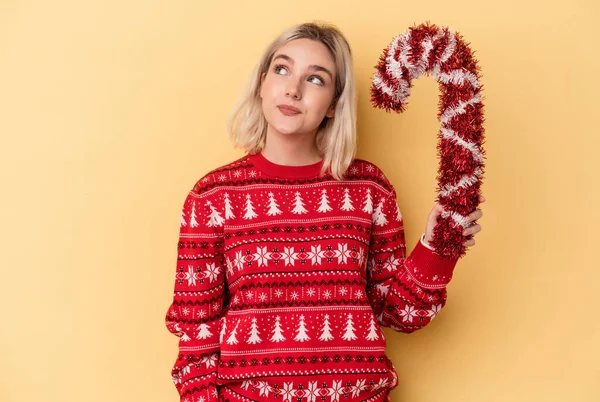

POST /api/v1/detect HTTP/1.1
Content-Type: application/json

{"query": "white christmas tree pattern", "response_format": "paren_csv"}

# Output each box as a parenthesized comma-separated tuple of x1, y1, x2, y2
(205, 201, 225, 227)
(395, 202, 403, 221)
(270, 315, 286, 342)
(317, 188, 333, 213)
(319, 314, 334, 341)
(340, 188, 355, 211)
(180, 209, 187, 227)
(372, 199, 388, 226)
(189, 201, 199, 228)
(219, 317, 227, 343)
(195, 323, 213, 340)
(362, 188, 373, 213)
(246, 317, 262, 344)
(266, 192, 282, 216)
(224, 192, 235, 219)
(365, 316, 380, 341)
(291, 191, 308, 214)
(294, 315, 310, 342)
(243, 194, 258, 220)
(173, 323, 191, 342)
(226, 319, 241, 344)
(342, 313, 357, 341)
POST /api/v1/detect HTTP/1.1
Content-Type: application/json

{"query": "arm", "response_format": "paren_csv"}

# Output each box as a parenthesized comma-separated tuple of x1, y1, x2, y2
(165, 185, 226, 401)
(366, 186, 458, 333)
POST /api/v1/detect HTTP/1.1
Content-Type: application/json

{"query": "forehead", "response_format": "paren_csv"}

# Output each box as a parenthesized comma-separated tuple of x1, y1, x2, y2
(272, 38, 335, 69)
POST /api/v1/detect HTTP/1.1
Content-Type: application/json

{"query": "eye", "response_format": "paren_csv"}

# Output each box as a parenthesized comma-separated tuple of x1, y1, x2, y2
(273, 64, 288, 75)
(308, 75, 324, 86)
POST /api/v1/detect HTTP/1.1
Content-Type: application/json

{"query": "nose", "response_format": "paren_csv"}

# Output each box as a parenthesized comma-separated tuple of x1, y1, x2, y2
(285, 78, 302, 100)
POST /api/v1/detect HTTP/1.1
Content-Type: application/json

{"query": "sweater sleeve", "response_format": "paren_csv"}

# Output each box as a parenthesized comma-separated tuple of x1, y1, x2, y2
(165, 184, 226, 401)
(365, 185, 459, 333)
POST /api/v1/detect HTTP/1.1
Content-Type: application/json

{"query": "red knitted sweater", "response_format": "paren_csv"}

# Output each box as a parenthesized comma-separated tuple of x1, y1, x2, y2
(165, 152, 459, 402)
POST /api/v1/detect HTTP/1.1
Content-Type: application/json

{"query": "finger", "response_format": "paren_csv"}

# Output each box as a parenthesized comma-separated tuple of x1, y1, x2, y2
(467, 208, 483, 222)
(463, 238, 476, 247)
(479, 195, 486, 203)
(463, 224, 482, 236)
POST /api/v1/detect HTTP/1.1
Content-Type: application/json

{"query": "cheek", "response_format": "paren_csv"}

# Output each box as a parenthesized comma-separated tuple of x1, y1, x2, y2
(310, 93, 335, 115)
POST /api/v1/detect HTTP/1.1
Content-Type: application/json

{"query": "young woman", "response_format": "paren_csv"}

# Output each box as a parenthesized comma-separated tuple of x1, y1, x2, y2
(165, 22, 484, 402)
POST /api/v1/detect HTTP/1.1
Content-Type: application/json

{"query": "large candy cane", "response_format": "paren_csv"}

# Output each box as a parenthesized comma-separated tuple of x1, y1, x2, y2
(371, 23, 485, 259)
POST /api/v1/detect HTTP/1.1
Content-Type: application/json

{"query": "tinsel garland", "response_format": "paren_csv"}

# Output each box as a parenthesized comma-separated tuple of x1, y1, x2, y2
(371, 23, 485, 259)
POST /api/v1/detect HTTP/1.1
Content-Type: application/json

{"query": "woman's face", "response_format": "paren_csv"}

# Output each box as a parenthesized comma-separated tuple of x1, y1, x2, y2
(260, 38, 337, 140)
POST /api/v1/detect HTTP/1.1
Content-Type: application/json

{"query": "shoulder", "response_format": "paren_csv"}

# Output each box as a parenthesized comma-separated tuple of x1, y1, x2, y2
(346, 158, 395, 194)
(190, 154, 252, 194)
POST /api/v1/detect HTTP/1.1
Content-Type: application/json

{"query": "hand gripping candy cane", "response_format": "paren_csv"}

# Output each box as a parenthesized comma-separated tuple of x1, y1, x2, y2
(371, 23, 485, 259)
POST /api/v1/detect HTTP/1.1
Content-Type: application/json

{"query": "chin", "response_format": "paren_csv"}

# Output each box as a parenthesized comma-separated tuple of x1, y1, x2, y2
(269, 123, 304, 136)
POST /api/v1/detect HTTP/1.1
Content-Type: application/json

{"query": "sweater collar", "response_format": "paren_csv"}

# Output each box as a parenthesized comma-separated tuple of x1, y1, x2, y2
(248, 152, 325, 179)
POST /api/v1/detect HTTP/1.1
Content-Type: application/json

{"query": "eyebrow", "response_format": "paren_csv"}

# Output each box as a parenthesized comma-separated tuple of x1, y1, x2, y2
(272, 54, 334, 81)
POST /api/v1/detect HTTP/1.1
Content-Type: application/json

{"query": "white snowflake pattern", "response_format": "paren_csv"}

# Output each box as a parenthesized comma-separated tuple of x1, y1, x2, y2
(282, 247, 297, 266)
(274, 289, 284, 298)
(330, 380, 344, 402)
(306, 288, 315, 297)
(184, 266, 199, 286)
(290, 291, 299, 300)
(257, 381, 272, 397)
(212, 302, 220, 312)
(198, 309, 207, 318)
(246, 290, 254, 299)
(259, 293, 267, 302)
(426, 304, 443, 319)
(233, 251, 244, 272)
(182, 307, 190, 316)
(366, 164, 375, 172)
(399, 305, 418, 323)
(351, 379, 366, 397)
(281, 382, 294, 402)
(349, 166, 359, 175)
(306, 381, 319, 401)
(218, 174, 227, 181)
(248, 170, 257, 177)
(322, 290, 332, 299)
(307, 244, 324, 265)
(335, 243, 352, 264)
(204, 262, 220, 283)
(233, 170, 242, 178)
(254, 246, 271, 267)
(372, 378, 389, 391)
(200, 353, 218, 368)
(354, 290, 363, 299)
(338, 287, 348, 296)
(382, 254, 401, 272)
(226, 258, 235, 276)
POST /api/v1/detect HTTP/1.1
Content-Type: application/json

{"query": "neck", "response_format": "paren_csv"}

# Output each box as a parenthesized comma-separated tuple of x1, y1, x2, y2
(261, 129, 322, 166)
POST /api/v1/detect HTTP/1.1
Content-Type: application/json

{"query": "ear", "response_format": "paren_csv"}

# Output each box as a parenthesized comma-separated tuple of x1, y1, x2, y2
(325, 100, 336, 118)
(259, 72, 266, 99)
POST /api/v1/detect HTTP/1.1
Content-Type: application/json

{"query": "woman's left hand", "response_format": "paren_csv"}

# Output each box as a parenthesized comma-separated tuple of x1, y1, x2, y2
(424, 195, 485, 248)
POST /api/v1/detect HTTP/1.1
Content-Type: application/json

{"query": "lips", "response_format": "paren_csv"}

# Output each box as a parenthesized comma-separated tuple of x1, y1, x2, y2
(277, 105, 301, 116)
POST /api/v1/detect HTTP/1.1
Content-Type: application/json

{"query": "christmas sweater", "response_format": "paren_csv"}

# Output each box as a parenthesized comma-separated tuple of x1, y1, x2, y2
(165, 152, 459, 402)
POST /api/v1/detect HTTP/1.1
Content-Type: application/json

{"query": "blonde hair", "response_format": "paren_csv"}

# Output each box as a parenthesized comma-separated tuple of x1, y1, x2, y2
(227, 22, 357, 180)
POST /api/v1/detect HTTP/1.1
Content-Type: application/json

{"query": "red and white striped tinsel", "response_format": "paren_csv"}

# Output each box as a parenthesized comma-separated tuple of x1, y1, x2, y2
(371, 23, 485, 259)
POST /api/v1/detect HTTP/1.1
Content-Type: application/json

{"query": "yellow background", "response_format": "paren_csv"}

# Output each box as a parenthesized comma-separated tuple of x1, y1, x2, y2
(1, 0, 598, 401)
